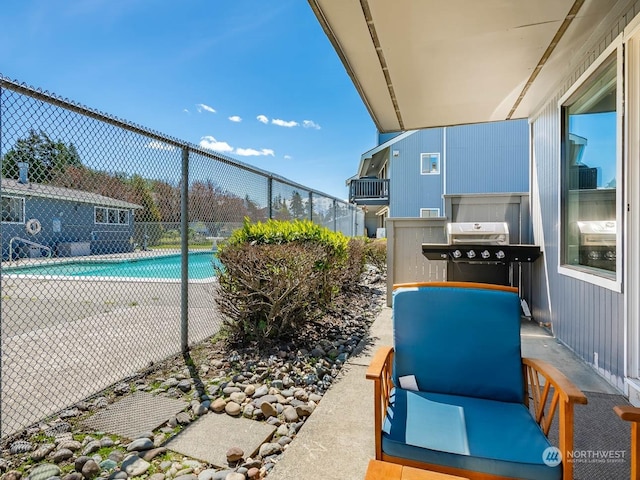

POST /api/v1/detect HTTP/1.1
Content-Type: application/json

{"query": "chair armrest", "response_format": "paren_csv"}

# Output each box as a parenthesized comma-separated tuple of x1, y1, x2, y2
(615, 405, 640, 422)
(523, 357, 588, 405)
(367, 346, 394, 460)
(523, 357, 587, 480)
(366, 345, 394, 381)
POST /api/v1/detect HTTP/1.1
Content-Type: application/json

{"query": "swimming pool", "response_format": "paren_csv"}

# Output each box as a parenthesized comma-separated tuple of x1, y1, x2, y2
(2, 252, 219, 281)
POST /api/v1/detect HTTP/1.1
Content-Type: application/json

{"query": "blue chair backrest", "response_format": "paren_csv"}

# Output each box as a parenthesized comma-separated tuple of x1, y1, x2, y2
(392, 284, 524, 403)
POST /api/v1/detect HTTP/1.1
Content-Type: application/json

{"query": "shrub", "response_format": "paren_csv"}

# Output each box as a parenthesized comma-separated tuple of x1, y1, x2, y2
(214, 219, 352, 344)
(336, 237, 367, 291)
(365, 238, 387, 273)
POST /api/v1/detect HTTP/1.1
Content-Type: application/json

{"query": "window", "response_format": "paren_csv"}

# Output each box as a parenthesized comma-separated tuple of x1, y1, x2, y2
(421, 153, 440, 175)
(2, 196, 25, 223)
(420, 208, 440, 218)
(560, 50, 619, 282)
(95, 206, 129, 225)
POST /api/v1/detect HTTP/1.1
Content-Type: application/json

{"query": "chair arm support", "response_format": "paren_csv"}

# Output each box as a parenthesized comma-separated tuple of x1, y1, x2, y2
(523, 357, 588, 405)
(366, 345, 394, 381)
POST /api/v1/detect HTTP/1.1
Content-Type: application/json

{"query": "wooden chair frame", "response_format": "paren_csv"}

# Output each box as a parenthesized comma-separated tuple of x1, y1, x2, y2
(367, 282, 588, 479)
(614, 405, 640, 479)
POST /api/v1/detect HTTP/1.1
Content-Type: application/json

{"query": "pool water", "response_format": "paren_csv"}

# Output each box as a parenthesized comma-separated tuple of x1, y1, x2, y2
(3, 252, 219, 280)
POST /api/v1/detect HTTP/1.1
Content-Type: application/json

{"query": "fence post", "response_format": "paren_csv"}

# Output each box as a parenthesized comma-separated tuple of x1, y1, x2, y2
(308, 192, 313, 221)
(333, 200, 337, 232)
(181, 147, 189, 353)
(267, 177, 273, 219)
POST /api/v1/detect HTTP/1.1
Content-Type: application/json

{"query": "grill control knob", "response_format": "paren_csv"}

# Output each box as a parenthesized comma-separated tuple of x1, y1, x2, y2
(452, 249, 462, 259)
(481, 250, 491, 259)
(467, 250, 476, 259)
(496, 250, 506, 260)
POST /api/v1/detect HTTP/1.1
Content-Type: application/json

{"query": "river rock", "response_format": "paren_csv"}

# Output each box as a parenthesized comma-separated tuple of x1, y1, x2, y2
(82, 441, 101, 456)
(224, 474, 244, 480)
(75, 456, 91, 473)
(283, 406, 299, 422)
(121, 455, 150, 477)
(30, 443, 55, 461)
(252, 385, 268, 398)
(229, 392, 246, 404)
(196, 469, 217, 480)
(260, 402, 277, 418)
(139, 447, 167, 462)
(51, 448, 74, 463)
(98, 459, 117, 471)
(57, 440, 82, 451)
(211, 398, 227, 412)
(27, 464, 60, 480)
(226, 446, 244, 463)
(225, 401, 241, 416)
(126, 438, 153, 452)
(10, 441, 32, 455)
(81, 460, 100, 479)
(258, 442, 282, 458)
(247, 467, 260, 479)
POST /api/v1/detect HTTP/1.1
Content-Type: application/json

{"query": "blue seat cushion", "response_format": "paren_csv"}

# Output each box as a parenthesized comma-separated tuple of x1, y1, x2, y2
(392, 285, 524, 403)
(382, 388, 561, 480)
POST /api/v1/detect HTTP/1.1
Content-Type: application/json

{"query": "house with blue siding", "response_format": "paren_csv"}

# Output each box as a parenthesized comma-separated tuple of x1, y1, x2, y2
(348, 120, 529, 236)
(312, 0, 640, 401)
(1, 173, 141, 260)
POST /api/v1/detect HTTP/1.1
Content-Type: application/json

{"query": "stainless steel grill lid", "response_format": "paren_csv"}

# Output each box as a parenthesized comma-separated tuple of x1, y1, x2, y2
(446, 222, 509, 245)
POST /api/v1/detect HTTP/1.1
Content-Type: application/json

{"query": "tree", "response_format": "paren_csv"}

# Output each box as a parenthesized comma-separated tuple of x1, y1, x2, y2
(2, 129, 82, 183)
(290, 191, 306, 219)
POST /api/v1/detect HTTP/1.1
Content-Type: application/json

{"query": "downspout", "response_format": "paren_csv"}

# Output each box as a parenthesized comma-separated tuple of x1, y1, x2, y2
(442, 127, 447, 217)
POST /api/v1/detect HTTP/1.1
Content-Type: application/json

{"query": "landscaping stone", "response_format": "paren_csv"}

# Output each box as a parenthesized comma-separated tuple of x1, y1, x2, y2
(81, 459, 100, 479)
(27, 464, 60, 480)
(139, 447, 167, 462)
(10, 441, 32, 455)
(225, 402, 241, 416)
(120, 455, 150, 477)
(126, 438, 153, 452)
(51, 449, 74, 463)
(225, 447, 244, 464)
(30, 444, 55, 461)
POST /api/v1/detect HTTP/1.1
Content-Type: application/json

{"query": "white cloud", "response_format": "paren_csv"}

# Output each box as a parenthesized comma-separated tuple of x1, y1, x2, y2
(183, 108, 190, 114)
(236, 148, 275, 157)
(147, 140, 176, 151)
(228, 115, 242, 123)
(196, 103, 216, 113)
(199, 135, 233, 153)
(257, 114, 269, 124)
(303, 120, 321, 130)
(272, 118, 299, 128)
(283, 155, 293, 160)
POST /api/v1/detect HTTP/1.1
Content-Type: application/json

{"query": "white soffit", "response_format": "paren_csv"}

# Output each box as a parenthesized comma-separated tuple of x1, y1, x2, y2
(309, 0, 619, 131)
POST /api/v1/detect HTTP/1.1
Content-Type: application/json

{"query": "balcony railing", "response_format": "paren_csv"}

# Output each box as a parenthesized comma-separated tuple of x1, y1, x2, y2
(349, 178, 390, 205)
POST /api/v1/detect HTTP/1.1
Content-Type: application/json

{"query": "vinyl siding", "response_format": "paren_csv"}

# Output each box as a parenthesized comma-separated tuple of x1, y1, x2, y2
(388, 120, 529, 218)
(528, 0, 640, 388)
(446, 120, 529, 194)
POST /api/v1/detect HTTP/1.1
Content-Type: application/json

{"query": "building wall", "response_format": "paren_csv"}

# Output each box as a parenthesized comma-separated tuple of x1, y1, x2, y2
(389, 129, 444, 217)
(446, 120, 529, 194)
(1, 196, 135, 259)
(388, 120, 529, 218)
(528, 1, 640, 390)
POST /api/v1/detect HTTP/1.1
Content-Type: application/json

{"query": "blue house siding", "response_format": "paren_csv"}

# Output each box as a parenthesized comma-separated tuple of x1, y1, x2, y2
(389, 129, 443, 217)
(1, 180, 139, 259)
(531, 75, 625, 389)
(386, 120, 529, 218)
(446, 120, 529, 194)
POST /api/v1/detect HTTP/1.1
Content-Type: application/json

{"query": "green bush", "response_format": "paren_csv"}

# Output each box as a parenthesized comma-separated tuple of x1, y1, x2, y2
(365, 238, 387, 273)
(214, 219, 352, 344)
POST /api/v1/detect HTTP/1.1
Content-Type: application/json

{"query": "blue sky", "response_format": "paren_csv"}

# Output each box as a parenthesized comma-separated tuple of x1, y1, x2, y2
(0, 0, 375, 199)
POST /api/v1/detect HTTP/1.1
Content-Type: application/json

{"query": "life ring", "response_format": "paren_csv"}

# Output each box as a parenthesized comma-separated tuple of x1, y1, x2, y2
(25, 218, 42, 235)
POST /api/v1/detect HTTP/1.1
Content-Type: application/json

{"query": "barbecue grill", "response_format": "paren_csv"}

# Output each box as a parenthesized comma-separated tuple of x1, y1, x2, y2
(422, 221, 541, 286)
(577, 220, 616, 272)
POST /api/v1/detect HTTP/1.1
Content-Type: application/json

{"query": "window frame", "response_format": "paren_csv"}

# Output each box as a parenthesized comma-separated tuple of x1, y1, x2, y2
(94, 206, 130, 225)
(1, 195, 25, 224)
(420, 153, 441, 175)
(420, 208, 441, 218)
(556, 38, 623, 292)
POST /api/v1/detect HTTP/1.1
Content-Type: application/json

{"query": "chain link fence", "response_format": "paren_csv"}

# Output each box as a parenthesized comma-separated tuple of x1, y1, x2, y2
(0, 76, 364, 440)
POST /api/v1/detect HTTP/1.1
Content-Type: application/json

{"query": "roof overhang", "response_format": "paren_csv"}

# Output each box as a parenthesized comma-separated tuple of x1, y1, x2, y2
(308, 0, 622, 131)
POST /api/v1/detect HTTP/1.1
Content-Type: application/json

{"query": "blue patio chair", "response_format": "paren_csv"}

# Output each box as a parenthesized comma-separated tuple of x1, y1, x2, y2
(367, 282, 587, 480)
